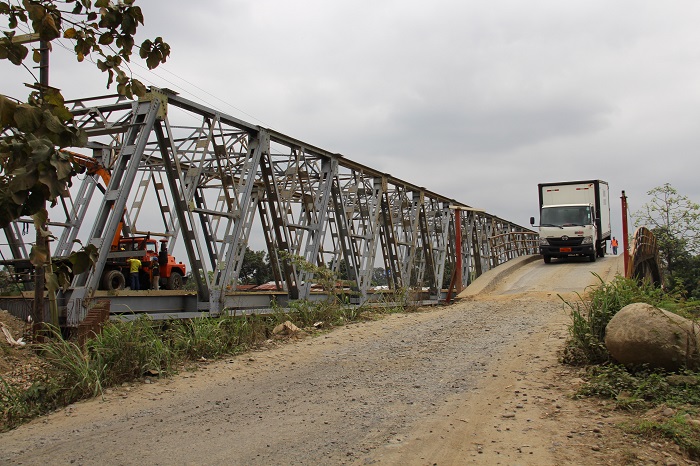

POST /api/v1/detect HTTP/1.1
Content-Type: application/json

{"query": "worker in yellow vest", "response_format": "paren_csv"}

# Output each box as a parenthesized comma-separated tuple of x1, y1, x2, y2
(127, 257, 142, 290)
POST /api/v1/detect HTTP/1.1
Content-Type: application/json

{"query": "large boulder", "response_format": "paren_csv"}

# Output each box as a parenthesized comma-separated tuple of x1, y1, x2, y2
(605, 302, 700, 371)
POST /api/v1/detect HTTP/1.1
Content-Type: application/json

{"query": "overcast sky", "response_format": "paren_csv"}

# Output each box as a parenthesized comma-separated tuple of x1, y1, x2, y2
(4, 0, 700, 240)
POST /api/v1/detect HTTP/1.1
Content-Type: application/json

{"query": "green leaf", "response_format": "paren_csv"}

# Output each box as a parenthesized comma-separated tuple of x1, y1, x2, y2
(38, 167, 65, 200)
(27, 136, 53, 160)
(1, 42, 29, 65)
(51, 154, 73, 180)
(45, 271, 59, 293)
(121, 12, 136, 35)
(32, 207, 48, 229)
(67, 245, 98, 275)
(131, 79, 147, 97)
(43, 109, 65, 134)
(14, 103, 42, 132)
(98, 31, 113, 45)
(10, 189, 28, 205)
(0, 95, 17, 128)
(74, 128, 87, 147)
(30, 244, 49, 267)
(49, 104, 73, 123)
(139, 38, 151, 59)
(22, 189, 47, 216)
(9, 167, 38, 192)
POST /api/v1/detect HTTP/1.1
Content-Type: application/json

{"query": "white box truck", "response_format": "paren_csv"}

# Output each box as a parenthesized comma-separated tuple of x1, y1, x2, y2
(530, 180, 611, 263)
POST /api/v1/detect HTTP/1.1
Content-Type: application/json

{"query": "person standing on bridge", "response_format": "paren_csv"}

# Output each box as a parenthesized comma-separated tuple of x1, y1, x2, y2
(127, 257, 142, 290)
(611, 237, 619, 255)
(151, 257, 160, 290)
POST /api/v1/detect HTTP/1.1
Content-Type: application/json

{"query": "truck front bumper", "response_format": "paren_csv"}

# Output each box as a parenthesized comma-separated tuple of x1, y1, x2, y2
(540, 244, 595, 257)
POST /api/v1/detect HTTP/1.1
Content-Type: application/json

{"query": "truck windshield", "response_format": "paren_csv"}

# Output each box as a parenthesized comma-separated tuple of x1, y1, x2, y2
(541, 206, 592, 227)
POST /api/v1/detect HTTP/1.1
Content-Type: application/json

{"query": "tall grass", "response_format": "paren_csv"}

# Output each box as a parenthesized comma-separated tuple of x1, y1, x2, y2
(88, 317, 175, 385)
(40, 326, 104, 402)
(167, 314, 250, 359)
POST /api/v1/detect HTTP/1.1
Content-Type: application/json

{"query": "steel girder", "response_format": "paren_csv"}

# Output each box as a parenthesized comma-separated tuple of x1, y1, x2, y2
(1, 89, 537, 323)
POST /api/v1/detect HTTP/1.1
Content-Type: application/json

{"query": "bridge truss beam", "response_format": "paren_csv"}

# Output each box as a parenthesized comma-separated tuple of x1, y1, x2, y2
(1, 89, 537, 326)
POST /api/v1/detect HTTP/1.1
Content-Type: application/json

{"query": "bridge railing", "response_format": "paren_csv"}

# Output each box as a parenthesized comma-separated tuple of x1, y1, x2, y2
(488, 231, 540, 269)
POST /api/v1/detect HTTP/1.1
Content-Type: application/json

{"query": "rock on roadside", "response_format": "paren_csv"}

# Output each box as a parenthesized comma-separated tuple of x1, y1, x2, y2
(605, 302, 700, 371)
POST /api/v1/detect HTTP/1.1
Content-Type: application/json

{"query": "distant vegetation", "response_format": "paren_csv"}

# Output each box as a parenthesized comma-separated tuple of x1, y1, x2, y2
(634, 183, 700, 299)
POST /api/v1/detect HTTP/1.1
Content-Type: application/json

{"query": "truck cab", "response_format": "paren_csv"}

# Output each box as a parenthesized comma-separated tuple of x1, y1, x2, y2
(534, 203, 598, 263)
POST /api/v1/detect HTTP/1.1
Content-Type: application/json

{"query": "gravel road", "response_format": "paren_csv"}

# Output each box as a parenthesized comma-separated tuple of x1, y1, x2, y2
(1, 255, 626, 465)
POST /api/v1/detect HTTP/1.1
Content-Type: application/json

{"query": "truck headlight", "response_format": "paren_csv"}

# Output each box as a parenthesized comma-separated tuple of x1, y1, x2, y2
(581, 236, 593, 245)
(539, 238, 549, 246)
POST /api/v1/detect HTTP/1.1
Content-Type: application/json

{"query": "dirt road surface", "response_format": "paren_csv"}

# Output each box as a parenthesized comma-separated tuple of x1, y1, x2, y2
(3, 254, 681, 465)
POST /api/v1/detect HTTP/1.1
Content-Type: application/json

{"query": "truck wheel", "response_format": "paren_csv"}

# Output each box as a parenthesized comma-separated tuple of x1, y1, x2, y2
(543, 255, 552, 264)
(102, 270, 126, 290)
(589, 253, 596, 263)
(167, 271, 183, 290)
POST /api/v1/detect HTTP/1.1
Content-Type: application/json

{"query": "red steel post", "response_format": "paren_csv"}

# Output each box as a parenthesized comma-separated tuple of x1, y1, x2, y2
(621, 190, 629, 277)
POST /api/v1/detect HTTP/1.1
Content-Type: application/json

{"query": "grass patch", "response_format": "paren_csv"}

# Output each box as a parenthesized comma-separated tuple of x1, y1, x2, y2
(631, 414, 700, 459)
(580, 365, 700, 409)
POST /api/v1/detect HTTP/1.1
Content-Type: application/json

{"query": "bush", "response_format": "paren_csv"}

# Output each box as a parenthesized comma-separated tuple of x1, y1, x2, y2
(561, 274, 668, 365)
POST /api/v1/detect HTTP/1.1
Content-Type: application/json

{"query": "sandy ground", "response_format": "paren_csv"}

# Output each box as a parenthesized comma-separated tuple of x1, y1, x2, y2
(1, 255, 693, 465)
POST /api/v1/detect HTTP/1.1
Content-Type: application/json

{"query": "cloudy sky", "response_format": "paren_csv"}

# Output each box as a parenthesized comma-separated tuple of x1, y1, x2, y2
(4, 0, 700, 239)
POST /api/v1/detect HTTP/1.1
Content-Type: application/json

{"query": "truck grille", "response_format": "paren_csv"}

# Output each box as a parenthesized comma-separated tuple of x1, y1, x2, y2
(548, 237, 583, 247)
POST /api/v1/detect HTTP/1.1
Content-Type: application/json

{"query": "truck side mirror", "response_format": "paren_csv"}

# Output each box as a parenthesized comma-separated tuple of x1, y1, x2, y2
(529, 216, 535, 226)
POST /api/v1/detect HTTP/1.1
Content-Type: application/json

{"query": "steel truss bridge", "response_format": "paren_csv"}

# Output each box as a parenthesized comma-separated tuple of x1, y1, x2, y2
(2, 89, 537, 326)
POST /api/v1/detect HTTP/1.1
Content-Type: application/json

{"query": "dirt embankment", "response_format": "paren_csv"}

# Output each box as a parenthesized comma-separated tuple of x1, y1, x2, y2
(1, 255, 691, 465)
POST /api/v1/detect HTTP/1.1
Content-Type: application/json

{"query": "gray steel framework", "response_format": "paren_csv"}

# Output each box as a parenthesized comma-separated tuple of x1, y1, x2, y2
(1, 89, 538, 326)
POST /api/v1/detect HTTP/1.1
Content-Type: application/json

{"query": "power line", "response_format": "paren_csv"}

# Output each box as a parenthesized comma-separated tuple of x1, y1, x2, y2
(47, 37, 272, 128)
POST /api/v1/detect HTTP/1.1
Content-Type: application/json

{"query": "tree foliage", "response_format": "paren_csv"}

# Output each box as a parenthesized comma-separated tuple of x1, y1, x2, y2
(239, 247, 273, 285)
(0, 88, 85, 228)
(1, 0, 170, 229)
(1, 0, 170, 98)
(634, 183, 700, 295)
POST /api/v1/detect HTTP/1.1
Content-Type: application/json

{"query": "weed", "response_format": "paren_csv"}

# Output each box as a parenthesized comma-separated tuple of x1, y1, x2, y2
(561, 274, 669, 365)
(0, 376, 54, 431)
(580, 365, 700, 409)
(39, 326, 104, 403)
(89, 317, 175, 385)
(631, 414, 700, 459)
(168, 314, 239, 359)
